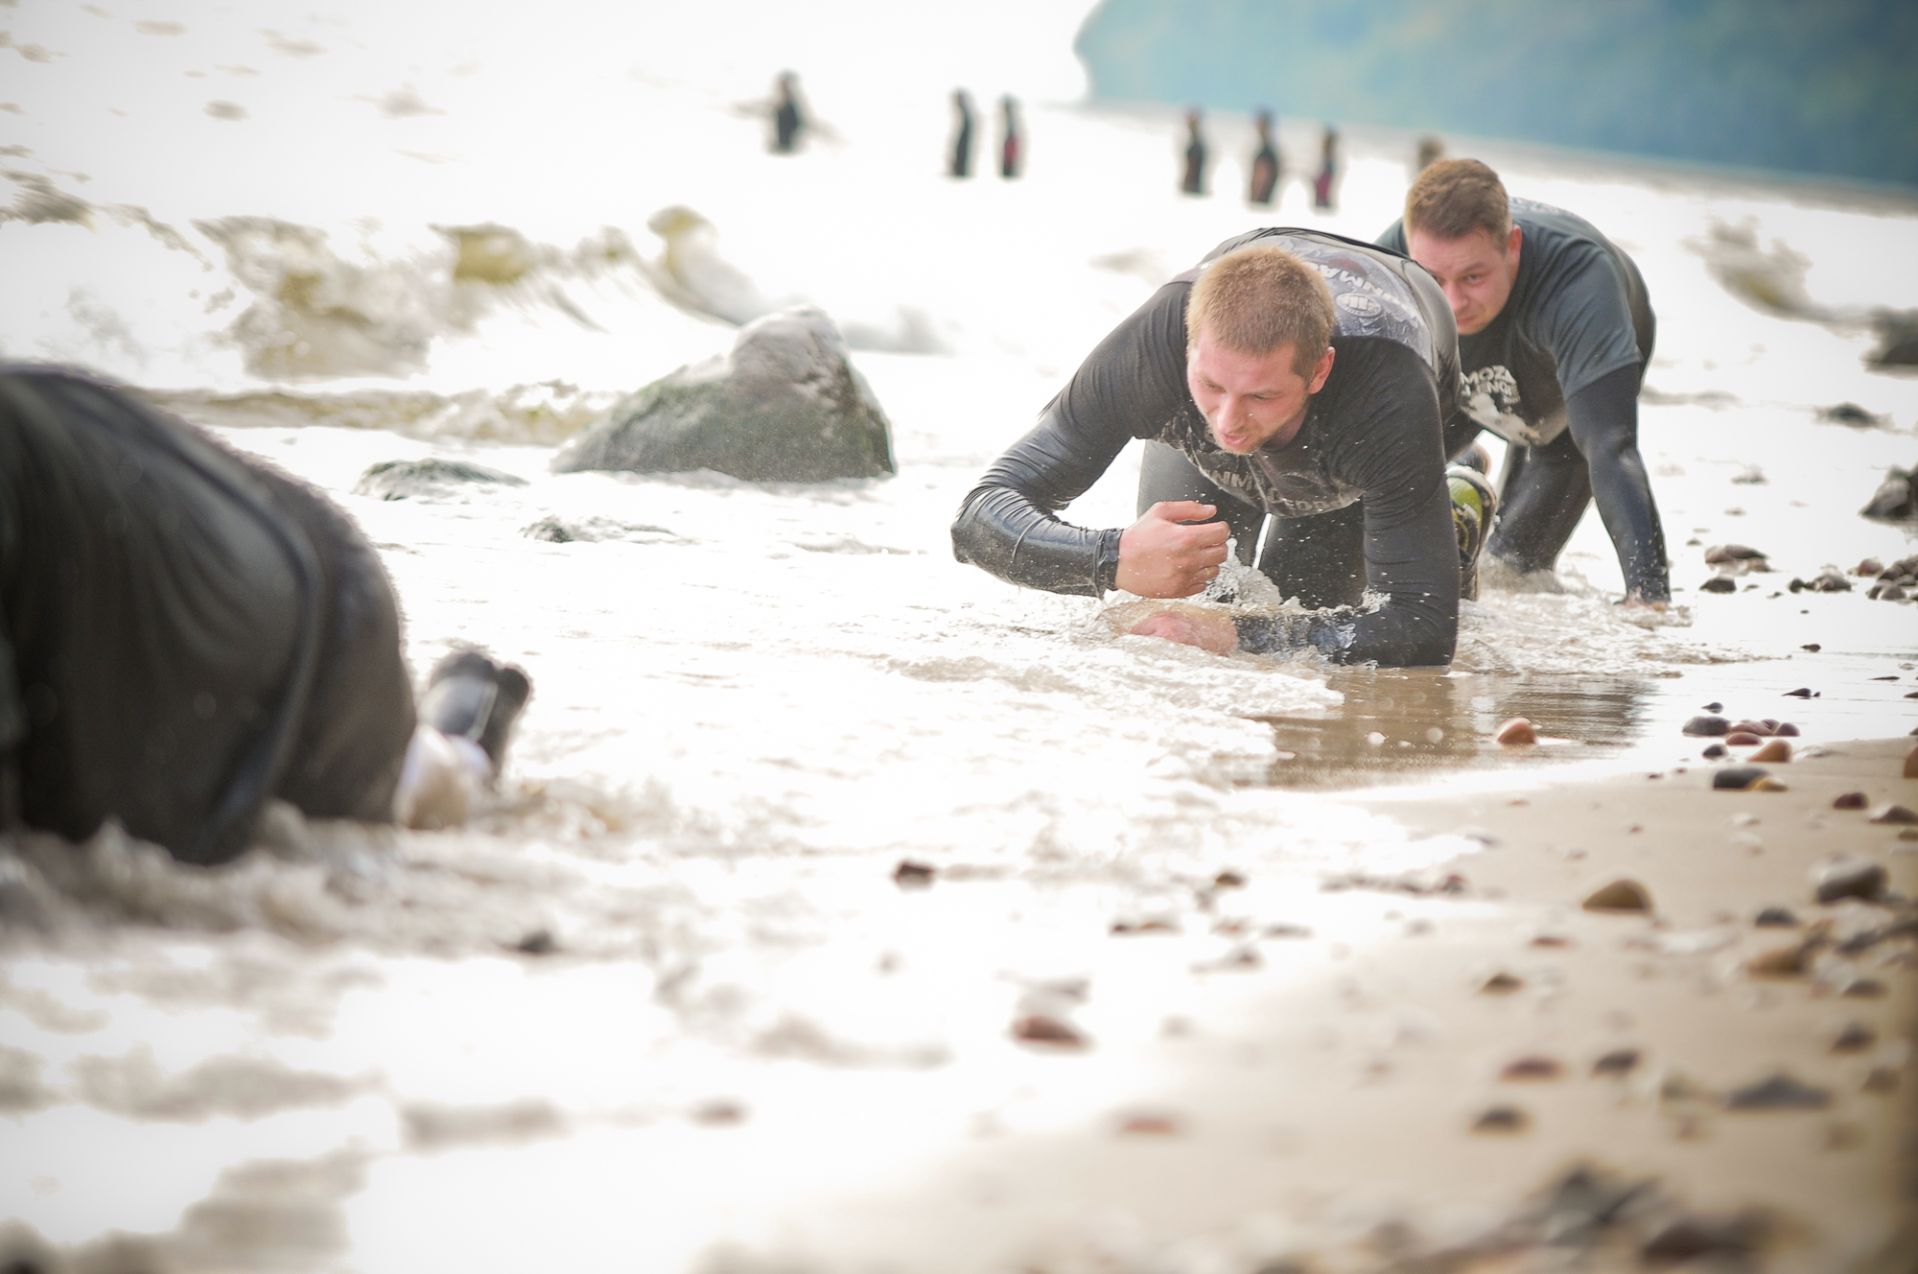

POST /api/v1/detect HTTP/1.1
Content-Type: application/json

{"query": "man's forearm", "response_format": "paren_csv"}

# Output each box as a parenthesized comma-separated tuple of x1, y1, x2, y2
(1567, 366, 1670, 601)
(951, 485, 1121, 596)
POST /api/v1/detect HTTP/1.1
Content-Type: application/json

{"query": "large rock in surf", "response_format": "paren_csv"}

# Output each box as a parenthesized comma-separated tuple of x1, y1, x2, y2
(554, 307, 895, 482)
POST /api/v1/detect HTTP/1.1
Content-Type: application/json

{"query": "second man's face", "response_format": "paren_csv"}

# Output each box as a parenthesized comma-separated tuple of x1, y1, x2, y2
(1186, 334, 1335, 455)
(1408, 225, 1522, 336)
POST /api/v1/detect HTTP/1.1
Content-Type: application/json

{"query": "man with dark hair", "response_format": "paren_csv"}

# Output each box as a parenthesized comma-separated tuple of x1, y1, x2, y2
(1379, 158, 1669, 604)
(0, 364, 530, 865)
(952, 229, 1488, 668)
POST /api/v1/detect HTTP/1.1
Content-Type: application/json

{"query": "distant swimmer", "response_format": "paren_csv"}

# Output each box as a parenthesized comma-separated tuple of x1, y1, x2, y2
(1180, 107, 1208, 196)
(1248, 108, 1281, 206)
(951, 230, 1492, 668)
(771, 71, 807, 154)
(1378, 159, 1670, 605)
(0, 365, 532, 865)
(949, 89, 975, 178)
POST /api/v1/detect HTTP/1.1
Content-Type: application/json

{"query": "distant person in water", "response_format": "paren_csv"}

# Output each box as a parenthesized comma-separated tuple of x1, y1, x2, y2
(1416, 135, 1445, 173)
(770, 71, 807, 154)
(948, 89, 975, 178)
(999, 95, 1023, 179)
(1377, 158, 1670, 604)
(1312, 125, 1339, 210)
(1248, 108, 1281, 207)
(1180, 108, 1208, 196)
(0, 365, 534, 865)
(951, 230, 1495, 668)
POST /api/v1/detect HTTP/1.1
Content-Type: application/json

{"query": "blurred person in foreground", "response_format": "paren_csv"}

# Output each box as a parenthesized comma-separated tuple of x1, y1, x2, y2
(951, 231, 1495, 668)
(0, 365, 531, 867)
(1378, 158, 1669, 605)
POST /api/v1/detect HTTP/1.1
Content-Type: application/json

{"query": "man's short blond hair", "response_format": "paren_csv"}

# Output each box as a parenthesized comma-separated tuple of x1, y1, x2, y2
(1404, 157, 1511, 243)
(1185, 245, 1334, 377)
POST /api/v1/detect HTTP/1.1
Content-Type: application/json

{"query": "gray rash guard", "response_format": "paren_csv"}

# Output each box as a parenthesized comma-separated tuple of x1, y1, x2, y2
(952, 229, 1466, 667)
(1380, 201, 1669, 599)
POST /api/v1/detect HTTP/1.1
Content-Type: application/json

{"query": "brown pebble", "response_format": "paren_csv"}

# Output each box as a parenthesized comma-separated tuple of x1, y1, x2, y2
(893, 859, 936, 887)
(1723, 1073, 1832, 1110)
(1592, 1048, 1642, 1077)
(689, 1099, 748, 1125)
(1832, 791, 1869, 810)
(1869, 803, 1918, 825)
(1857, 558, 1884, 576)
(1011, 1014, 1089, 1049)
(1640, 1213, 1769, 1263)
(1712, 765, 1772, 791)
(1775, 722, 1800, 736)
(1479, 971, 1524, 995)
(1213, 869, 1247, 889)
(1700, 576, 1736, 593)
(1495, 717, 1537, 745)
(1785, 687, 1814, 698)
(1801, 643, 1822, 652)
(1471, 1105, 1529, 1133)
(1530, 933, 1572, 949)
(1750, 777, 1788, 792)
(1753, 906, 1798, 927)
(1831, 1022, 1877, 1054)
(1863, 1067, 1899, 1094)
(1841, 978, 1887, 999)
(1748, 739, 1792, 763)
(1814, 860, 1888, 904)
(1583, 879, 1653, 913)
(1725, 731, 1764, 747)
(1728, 720, 1771, 736)
(1701, 743, 1727, 759)
(1745, 941, 1814, 978)
(1501, 1055, 1563, 1081)
(1115, 1111, 1183, 1136)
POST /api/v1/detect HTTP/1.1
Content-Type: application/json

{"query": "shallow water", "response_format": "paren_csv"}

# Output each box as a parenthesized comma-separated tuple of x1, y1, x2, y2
(3, 1, 1918, 1268)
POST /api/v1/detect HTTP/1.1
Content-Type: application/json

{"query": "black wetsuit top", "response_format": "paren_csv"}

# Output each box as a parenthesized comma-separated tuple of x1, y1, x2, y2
(1379, 200, 1669, 599)
(0, 365, 416, 864)
(951, 229, 1465, 667)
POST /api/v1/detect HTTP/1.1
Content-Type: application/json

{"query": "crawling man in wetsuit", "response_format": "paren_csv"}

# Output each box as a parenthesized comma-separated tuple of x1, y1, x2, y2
(952, 229, 1482, 667)
(1378, 158, 1670, 605)
(0, 364, 530, 866)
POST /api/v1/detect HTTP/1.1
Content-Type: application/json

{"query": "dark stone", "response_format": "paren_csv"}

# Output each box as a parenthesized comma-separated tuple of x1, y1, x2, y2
(1591, 1047, 1641, 1076)
(1701, 743, 1726, 759)
(1868, 309, 1918, 367)
(354, 457, 527, 500)
(1722, 1072, 1831, 1110)
(893, 859, 936, 887)
(1753, 906, 1798, 927)
(1784, 687, 1814, 698)
(1682, 715, 1730, 737)
(1818, 401, 1886, 426)
(1699, 576, 1737, 593)
(1861, 466, 1916, 520)
(554, 307, 896, 483)
(1814, 859, 1887, 903)
(1703, 543, 1767, 565)
(1711, 765, 1771, 791)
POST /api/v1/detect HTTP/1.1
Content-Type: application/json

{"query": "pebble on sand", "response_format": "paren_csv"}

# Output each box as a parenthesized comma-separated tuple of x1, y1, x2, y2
(1832, 792, 1868, 810)
(1867, 803, 1918, 825)
(1495, 717, 1537, 745)
(1011, 1014, 1090, 1050)
(1743, 940, 1815, 978)
(1583, 879, 1653, 914)
(1500, 1055, 1565, 1081)
(1591, 1048, 1642, 1077)
(1682, 715, 1730, 737)
(1813, 860, 1888, 904)
(1471, 1105, 1530, 1134)
(893, 859, 937, 887)
(1722, 1073, 1832, 1110)
(1831, 1022, 1877, 1054)
(1748, 739, 1792, 763)
(1753, 906, 1799, 927)
(1711, 766, 1777, 792)
(1478, 971, 1525, 994)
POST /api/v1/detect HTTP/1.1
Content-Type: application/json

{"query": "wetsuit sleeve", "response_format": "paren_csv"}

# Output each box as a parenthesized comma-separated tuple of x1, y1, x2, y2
(1238, 341, 1459, 666)
(951, 284, 1192, 596)
(1565, 364, 1670, 602)
(0, 432, 21, 824)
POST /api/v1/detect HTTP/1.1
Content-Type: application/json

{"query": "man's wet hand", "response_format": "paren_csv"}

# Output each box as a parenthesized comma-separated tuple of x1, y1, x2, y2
(1127, 608, 1240, 655)
(1115, 501, 1231, 598)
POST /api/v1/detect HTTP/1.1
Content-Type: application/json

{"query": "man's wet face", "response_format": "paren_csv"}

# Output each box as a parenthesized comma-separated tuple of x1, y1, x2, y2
(1407, 225, 1522, 336)
(1186, 334, 1329, 454)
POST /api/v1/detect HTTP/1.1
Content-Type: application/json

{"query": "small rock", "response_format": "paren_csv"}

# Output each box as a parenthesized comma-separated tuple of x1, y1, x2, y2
(1712, 766, 1772, 791)
(1011, 1014, 1089, 1050)
(354, 457, 528, 500)
(1703, 701, 1724, 712)
(1471, 1104, 1529, 1133)
(1814, 860, 1888, 904)
(1775, 722, 1800, 736)
(1841, 977, 1887, 999)
(1725, 731, 1764, 747)
(1753, 906, 1798, 927)
(690, 1098, 748, 1125)
(1722, 1073, 1832, 1110)
(1744, 941, 1813, 978)
(1863, 1066, 1899, 1094)
(1701, 743, 1727, 759)
(1748, 739, 1792, 763)
(1115, 1111, 1183, 1136)
(1591, 1048, 1642, 1077)
(1784, 687, 1814, 698)
(1478, 971, 1525, 995)
(1831, 1022, 1876, 1054)
(1856, 558, 1885, 576)
(1213, 869, 1247, 889)
(1704, 543, 1768, 565)
(1583, 878, 1653, 913)
(512, 928, 558, 956)
(1868, 803, 1918, 825)
(1500, 1055, 1565, 1084)
(1699, 576, 1737, 593)
(1495, 717, 1537, 745)
(893, 859, 936, 888)
(1861, 466, 1916, 520)
(1832, 792, 1868, 810)
(1682, 715, 1731, 737)
(1640, 1213, 1769, 1265)
(1820, 402, 1884, 425)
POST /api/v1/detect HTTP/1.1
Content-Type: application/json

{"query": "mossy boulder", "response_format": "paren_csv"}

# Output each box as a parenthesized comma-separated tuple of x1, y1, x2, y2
(553, 307, 895, 482)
